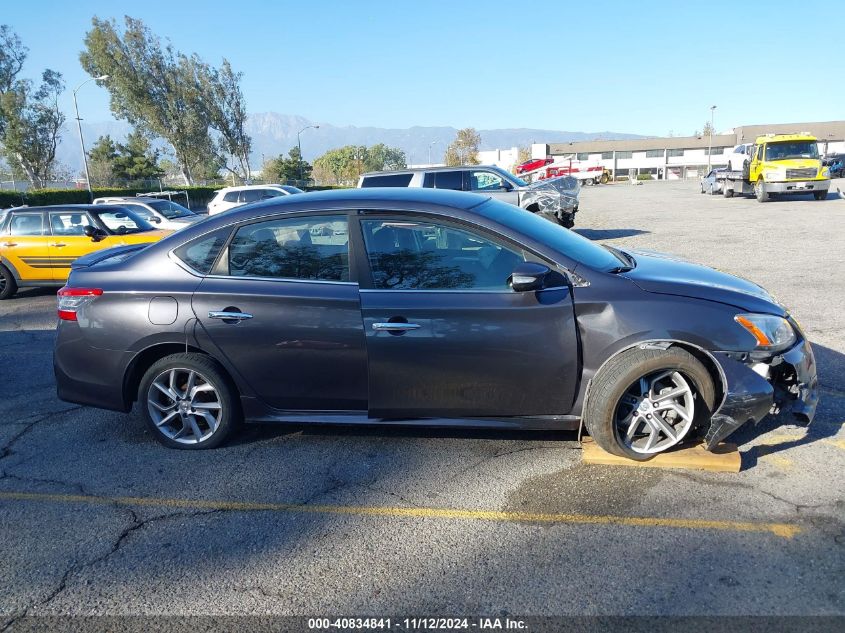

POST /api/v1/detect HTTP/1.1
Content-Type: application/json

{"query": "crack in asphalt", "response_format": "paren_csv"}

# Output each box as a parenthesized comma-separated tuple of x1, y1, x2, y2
(0, 406, 83, 463)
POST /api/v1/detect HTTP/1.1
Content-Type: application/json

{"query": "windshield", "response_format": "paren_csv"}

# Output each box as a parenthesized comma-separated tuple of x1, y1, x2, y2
(487, 165, 528, 188)
(764, 141, 819, 161)
(92, 207, 155, 234)
(280, 185, 304, 194)
(148, 199, 195, 219)
(477, 199, 624, 272)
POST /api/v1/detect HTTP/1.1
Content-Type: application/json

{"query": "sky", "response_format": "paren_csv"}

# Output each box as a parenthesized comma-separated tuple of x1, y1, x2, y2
(5, 0, 842, 137)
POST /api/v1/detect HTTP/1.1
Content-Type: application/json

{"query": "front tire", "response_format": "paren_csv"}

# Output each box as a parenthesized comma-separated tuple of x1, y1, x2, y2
(139, 353, 240, 449)
(755, 179, 769, 202)
(0, 264, 17, 300)
(813, 190, 827, 200)
(584, 346, 716, 461)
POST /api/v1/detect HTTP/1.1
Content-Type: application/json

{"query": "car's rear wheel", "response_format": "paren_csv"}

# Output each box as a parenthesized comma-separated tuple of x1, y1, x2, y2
(139, 353, 240, 449)
(0, 264, 17, 300)
(584, 346, 716, 461)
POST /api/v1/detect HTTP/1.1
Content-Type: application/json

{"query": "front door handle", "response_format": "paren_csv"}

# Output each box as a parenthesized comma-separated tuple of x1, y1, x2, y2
(208, 310, 253, 321)
(51, 242, 67, 247)
(372, 322, 420, 332)
(1, 242, 18, 247)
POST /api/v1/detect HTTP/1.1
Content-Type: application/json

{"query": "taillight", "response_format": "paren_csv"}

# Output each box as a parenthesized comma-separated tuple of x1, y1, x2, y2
(57, 287, 103, 321)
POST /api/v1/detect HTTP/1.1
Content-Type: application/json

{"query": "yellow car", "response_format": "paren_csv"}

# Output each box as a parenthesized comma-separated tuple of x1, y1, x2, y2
(0, 204, 172, 299)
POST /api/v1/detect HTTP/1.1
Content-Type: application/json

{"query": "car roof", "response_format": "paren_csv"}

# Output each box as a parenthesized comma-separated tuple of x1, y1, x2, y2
(361, 165, 503, 177)
(215, 184, 287, 193)
(95, 196, 161, 203)
(12, 204, 124, 212)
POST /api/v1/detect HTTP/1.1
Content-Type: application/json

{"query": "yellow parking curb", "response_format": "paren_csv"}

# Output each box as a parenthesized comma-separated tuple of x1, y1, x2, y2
(0, 490, 799, 538)
(581, 437, 742, 472)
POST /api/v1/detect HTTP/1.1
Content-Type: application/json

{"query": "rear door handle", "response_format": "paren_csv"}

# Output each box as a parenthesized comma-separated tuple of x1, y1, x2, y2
(372, 322, 420, 332)
(208, 311, 253, 321)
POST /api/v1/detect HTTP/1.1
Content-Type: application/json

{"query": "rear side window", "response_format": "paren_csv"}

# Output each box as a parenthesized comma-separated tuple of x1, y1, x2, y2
(223, 191, 239, 202)
(173, 228, 231, 274)
(9, 213, 45, 236)
(360, 174, 413, 188)
(240, 189, 263, 203)
(227, 215, 349, 281)
(430, 171, 464, 190)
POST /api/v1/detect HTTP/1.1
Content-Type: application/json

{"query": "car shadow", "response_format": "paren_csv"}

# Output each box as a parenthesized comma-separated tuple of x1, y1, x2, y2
(574, 228, 650, 240)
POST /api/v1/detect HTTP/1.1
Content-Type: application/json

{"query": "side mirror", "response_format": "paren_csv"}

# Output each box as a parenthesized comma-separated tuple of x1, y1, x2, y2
(509, 262, 552, 292)
(151, 216, 162, 224)
(84, 225, 106, 242)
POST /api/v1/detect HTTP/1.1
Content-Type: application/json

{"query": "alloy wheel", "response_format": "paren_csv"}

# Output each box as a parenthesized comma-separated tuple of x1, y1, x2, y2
(614, 370, 695, 454)
(147, 367, 223, 444)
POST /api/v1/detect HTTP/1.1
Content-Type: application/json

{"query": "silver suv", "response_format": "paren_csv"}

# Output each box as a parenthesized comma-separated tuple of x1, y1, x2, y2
(358, 165, 580, 228)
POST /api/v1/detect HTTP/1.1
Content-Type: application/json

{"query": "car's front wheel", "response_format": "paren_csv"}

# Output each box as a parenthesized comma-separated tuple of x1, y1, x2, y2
(139, 353, 240, 449)
(813, 191, 827, 200)
(584, 346, 716, 461)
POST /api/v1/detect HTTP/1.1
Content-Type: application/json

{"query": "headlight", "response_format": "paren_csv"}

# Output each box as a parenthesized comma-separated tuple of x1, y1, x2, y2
(764, 169, 784, 180)
(822, 167, 830, 177)
(734, 314, 796, 351)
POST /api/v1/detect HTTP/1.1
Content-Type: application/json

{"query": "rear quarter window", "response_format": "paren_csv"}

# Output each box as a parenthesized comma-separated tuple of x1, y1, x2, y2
(173, 227, 231, 274)
(360, 174, 413, 188)
(223, 191, 239, 202)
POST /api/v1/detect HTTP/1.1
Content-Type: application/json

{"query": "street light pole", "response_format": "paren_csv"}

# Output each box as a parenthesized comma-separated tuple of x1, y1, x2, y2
(707, 104, 717, 172)
(428, 140, 438, 165)
(297, 125, 319, 184)
(73, 75, 108, 202)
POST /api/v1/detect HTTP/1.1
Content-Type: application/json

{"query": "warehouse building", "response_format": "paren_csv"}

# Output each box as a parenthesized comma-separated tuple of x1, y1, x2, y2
(531, 120, 845, 180)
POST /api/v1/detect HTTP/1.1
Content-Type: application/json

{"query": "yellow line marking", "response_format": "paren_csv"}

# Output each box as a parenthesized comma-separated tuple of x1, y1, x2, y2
(0, 490, 801, 539)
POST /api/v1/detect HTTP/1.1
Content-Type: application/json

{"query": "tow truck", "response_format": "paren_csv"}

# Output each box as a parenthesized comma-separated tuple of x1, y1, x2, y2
(717, 133, 830, 202)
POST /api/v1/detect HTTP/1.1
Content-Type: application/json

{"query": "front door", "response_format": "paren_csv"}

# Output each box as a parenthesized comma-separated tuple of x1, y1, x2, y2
(0, 211, 50, 284)
(191, 212, 368, 411)
(46, 210, 106, 282)
(357, 215, 579, 419)
(467, 168, 519, 205)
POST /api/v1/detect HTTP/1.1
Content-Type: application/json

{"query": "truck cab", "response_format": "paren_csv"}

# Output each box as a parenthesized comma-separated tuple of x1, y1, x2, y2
(747, 134, 830, 201)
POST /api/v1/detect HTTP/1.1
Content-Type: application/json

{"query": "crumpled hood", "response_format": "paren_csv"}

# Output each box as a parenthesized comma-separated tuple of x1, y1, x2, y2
(517, 175, 580, 213)
(621, 249, 787, 316)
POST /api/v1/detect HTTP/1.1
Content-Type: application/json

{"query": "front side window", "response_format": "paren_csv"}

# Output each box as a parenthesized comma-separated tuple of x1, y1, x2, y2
(361, 218, 525, 291)
(10, 213, 45, 236)
(468, 170, 505, 191)
(91, 208, 151, 234)
(427, 171, 464, 190)
(49, 212, 94, 236)
(239, 189, 263, 203)
(227, 215, 349, 281)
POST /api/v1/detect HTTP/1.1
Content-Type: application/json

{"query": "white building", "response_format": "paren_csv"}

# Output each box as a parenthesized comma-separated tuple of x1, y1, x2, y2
(477, 147, 520, 170)
(530, 120, 845, 180)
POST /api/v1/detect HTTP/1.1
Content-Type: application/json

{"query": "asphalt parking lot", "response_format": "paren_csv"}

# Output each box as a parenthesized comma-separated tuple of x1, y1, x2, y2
(1, 180, 844, 624)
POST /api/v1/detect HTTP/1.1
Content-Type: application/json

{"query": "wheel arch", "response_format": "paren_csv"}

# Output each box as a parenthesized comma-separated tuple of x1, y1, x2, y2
(583, 339, 727, 420)
(122, 342, 233, 409)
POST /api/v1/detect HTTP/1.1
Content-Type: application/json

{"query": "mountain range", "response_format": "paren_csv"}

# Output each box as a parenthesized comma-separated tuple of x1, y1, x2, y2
(57, 112, 645, 172)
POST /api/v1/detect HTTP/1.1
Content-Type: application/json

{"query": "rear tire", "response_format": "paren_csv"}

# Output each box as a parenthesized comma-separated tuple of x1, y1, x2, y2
(138, 353, 240, 449)
(584, 346, 716, 461)
(0, 264, 17, 300)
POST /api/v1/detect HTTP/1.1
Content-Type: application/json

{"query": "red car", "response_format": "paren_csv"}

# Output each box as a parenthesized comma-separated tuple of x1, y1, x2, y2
(515, 158, 553, 174)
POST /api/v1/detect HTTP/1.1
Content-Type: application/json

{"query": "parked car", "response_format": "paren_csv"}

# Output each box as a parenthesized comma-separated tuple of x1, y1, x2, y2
(93, 196, 202, 230)
(358, 165, 580, 228)
(515, 157, 553, 174)
(0, 204, 171, 299)
(727, 143, 753, 172)
(207, 184, 304, 216)
(700, 168, 726, 194)
(53, 188, 817, 461)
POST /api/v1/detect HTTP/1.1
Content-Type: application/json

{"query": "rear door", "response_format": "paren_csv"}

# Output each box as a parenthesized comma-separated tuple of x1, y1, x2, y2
(0, 211, 50, 284)
(356, 213, 580, 418)
(191, 211, 368, 411)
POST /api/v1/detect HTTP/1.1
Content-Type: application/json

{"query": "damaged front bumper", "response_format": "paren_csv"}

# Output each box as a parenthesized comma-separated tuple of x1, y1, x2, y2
(703, 338, 819, 450)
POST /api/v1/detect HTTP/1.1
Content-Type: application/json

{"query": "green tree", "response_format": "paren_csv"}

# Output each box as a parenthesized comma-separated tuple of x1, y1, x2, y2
(87, 135, 118, 186)
(113, 130, 163, 182)
(205, 60, 252, 180)
(262, 146, 312, 183)
(80, 16, 239, 186)
(0, 26, 65, 188)
(313, 144, 405, 184)
(444, 128, 481, 166)
(364, 143, 406, 172)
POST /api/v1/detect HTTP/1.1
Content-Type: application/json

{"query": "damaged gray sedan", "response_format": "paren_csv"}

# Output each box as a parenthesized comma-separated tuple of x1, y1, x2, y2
(53, 188, 817, 459)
